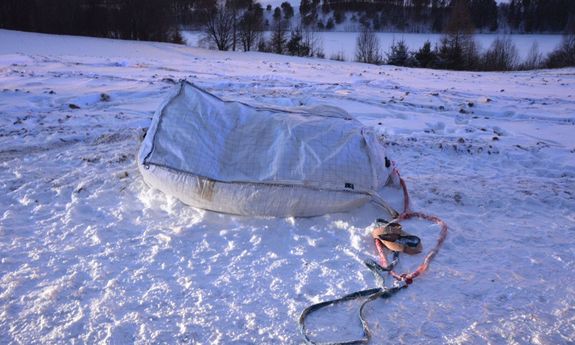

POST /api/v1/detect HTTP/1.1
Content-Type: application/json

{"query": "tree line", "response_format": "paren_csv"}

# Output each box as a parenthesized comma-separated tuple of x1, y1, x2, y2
(354, 0, 575, 70)
(0, 0, 212, 43)
(201, 0, 574, 70)
(503, 0, 575, 33)
(312, 0, 574, 34)
(2, 0, 574, 41)
(202, 1, 324, 58)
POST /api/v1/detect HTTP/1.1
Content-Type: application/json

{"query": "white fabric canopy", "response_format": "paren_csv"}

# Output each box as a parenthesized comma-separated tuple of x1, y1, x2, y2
(138, 81, 396, 217)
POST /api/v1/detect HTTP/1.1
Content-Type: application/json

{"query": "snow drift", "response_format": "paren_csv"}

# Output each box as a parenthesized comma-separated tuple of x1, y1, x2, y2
(138, 81, 398, 217)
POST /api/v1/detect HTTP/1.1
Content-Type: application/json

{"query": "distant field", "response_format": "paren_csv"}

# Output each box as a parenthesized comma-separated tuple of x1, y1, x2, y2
(183, 31, 564, 61)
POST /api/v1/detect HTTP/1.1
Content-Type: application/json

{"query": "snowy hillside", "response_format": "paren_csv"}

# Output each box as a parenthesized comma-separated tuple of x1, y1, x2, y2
(1, 29, 574, 344)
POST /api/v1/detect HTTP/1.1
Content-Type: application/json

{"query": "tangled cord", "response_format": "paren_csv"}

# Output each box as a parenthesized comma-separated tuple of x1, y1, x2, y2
(298, 177, 448, 345)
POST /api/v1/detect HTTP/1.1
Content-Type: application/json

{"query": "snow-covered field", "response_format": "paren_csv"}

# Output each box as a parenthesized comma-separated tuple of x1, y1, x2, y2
(183, 31, 563, 61)
(1, 29, 574, 344)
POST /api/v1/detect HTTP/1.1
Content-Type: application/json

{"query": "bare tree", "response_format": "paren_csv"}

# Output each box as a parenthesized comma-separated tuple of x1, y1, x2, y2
(546, 21, 575, 68)
(330, 51, 346, 61)
(238, 4, 263, 51)
(302, 27, 324, 57)
(355, 26, 382, 64)
(204, 5, 234, 51)
(521, 42, 544, 70)
(481, 36, 518, 70)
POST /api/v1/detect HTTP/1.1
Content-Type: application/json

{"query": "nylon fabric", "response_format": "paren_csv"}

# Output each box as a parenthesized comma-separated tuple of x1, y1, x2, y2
(138, 81, 396, 217)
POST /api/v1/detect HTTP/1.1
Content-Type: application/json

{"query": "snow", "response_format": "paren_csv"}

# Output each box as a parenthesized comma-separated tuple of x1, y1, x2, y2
(1, 29, 574, 344)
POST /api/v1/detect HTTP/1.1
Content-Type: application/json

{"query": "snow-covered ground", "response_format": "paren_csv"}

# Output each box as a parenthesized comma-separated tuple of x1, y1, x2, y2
(183, 31, 563, 62)
(1, 29, 574, 344)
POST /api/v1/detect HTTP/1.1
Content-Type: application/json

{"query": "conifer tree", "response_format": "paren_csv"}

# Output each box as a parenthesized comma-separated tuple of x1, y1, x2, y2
(437, 0, 479, 70)
(386, 39, 411, 66)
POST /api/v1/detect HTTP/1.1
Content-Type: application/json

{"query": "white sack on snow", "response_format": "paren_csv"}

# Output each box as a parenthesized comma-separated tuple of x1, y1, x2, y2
(138, 81, 397, 217)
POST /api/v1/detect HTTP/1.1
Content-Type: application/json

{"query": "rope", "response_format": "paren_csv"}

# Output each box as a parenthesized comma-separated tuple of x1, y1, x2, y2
(375, 177, 448, 284)
(299, 174, 448, 345)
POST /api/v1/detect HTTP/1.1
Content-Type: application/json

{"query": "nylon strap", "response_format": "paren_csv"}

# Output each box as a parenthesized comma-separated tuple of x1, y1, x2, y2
(299, 173, 448, 345)
(299, 254, 401, 345)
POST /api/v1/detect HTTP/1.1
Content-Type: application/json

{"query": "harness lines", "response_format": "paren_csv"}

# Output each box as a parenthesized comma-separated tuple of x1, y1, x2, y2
(299, 176, 448, 345)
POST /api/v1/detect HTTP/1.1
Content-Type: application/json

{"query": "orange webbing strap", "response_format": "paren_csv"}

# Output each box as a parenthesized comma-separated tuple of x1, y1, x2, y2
(374, 177, 448, 285)
(399, 177, 411, 213)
